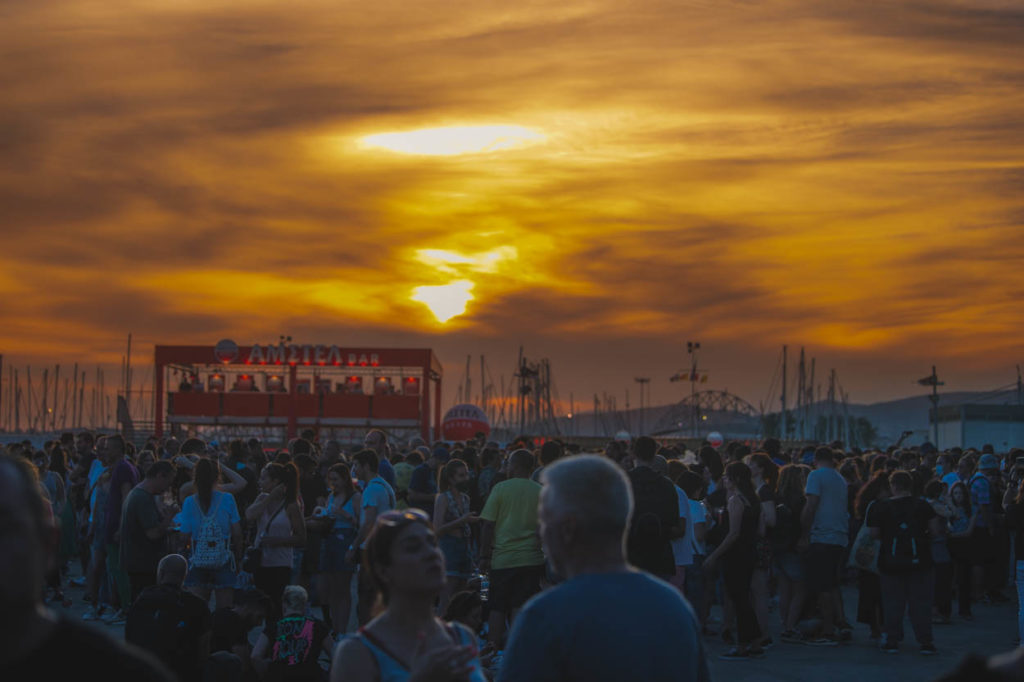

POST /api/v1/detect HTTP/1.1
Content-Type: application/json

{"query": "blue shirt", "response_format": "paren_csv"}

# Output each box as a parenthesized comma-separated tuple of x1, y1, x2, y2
(805, 466, 849, 546)
(378, 458, 396, 488)
(499, 571, 709, 682)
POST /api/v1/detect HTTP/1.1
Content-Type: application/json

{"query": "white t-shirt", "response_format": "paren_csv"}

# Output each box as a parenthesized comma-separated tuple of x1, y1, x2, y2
(688, 499, 708, 557)
(671, 485, 694, 567)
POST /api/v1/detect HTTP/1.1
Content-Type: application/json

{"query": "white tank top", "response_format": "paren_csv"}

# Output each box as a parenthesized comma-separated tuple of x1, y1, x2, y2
(260, 502, 295, 568)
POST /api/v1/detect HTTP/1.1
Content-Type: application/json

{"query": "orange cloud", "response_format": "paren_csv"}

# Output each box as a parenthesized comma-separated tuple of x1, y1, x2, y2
(1, 0, 1022, 412)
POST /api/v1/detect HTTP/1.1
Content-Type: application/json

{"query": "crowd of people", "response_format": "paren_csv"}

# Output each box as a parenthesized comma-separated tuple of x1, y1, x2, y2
(1, 427, 1023, 681)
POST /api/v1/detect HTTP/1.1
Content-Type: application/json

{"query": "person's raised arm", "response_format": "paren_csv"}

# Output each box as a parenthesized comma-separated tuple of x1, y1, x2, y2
(246, 485, 282, 523)
(216, 462, 247, 494)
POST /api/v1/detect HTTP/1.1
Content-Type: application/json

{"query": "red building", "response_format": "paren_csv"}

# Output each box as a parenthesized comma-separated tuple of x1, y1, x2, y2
(154, 341, 442, 441)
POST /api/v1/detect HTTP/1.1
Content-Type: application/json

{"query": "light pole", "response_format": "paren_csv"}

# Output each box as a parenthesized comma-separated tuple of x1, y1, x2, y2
(634, 377, 650, 435)
(687, 341, 701, 438)
(917, 366, 944, 448)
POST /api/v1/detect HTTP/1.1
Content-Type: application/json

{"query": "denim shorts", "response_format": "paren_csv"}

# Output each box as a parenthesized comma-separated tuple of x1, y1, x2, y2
(440, 535, 473, 578)
(185, 559, 237, 590)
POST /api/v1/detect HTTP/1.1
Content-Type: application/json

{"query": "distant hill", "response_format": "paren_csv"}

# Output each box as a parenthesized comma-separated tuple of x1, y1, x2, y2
(553, 389, 1020, 446)
(840, 389, 1019, 444)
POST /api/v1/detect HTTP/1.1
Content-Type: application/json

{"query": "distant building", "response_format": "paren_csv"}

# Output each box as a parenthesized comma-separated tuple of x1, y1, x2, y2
(935, 404, 1024, 451)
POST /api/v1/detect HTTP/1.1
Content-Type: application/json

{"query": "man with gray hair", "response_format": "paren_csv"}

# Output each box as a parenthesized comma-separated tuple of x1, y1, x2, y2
(500, 455, 709, 682)
(126, 554, 213, 681)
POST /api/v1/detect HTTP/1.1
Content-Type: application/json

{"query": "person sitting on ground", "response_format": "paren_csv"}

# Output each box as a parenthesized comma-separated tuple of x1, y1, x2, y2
(330, 509, 486, 682)
(252, 585, 332, 682)
(500, 455, 710, 682)
(211, 589, 272, 682)
(125, 554, 214, 682)
(0, 452, 174, 682)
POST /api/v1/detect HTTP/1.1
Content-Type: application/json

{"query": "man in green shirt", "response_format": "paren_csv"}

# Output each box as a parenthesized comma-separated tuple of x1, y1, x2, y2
(120, 461, 177, 603)
(480, 449, 545, 649)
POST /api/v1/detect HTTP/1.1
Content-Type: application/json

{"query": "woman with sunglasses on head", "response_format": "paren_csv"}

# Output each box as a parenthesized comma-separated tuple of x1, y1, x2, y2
(330, 509, 486, 682)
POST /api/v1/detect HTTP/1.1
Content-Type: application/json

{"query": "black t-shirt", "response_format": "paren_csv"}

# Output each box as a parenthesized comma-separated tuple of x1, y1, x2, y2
(626, 466, 679, 578)
(125, 584, 213, 681)
(211, 607, 248, 655)
(300, 475, 328, 517)
(867, 496, 936, 574)
(263, 616, 330, 682)
(3, 616, 174, 682)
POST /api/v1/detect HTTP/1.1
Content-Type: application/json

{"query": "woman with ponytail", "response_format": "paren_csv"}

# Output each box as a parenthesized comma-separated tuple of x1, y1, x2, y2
(704, 461, 763, 659)
(180, 458, 243, 609)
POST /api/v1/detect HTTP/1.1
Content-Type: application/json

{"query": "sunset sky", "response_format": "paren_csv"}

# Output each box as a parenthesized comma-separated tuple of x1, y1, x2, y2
(2, 0, 1023, 417)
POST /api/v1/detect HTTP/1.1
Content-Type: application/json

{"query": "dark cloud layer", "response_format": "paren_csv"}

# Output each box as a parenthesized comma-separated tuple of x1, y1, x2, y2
(1, 0, 1023, 409)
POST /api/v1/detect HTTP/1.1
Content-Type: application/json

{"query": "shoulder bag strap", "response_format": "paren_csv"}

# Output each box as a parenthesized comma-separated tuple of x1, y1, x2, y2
(256, 502, 287, 548)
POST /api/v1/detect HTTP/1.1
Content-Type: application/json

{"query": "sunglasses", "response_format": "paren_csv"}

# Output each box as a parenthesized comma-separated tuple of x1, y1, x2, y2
(377, 508, 431, 527)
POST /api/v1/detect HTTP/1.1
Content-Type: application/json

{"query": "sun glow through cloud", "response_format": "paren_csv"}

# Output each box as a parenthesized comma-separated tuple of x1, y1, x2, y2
(360, 125, 544, 156)
(411, 280, 475, 323)
(415, 246, 518, 273)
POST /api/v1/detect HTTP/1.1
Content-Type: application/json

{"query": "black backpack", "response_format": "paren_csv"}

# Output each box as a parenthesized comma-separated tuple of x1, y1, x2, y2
(125, 585, 190, 669)
(629, 472, 668, 546)
(884, 502, 923, 571)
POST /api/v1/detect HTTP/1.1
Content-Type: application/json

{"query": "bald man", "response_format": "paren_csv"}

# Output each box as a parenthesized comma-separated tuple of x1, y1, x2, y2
(126, 554, 212, 682)
(0, 453, 173, 681)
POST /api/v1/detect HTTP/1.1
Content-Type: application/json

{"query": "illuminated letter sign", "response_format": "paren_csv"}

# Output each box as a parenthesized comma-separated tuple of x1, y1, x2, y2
(326, 346, 342, 364)
(248, 345, 264, 364)
(265, 344, 285, 364)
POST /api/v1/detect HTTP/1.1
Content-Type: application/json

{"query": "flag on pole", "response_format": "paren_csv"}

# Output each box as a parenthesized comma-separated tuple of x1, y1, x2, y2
(701, 375, 709, 384)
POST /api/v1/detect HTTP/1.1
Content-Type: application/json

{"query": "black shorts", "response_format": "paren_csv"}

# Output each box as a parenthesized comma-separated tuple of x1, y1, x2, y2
(489, 564, 545, 613)
(804, 543, 844, 594)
